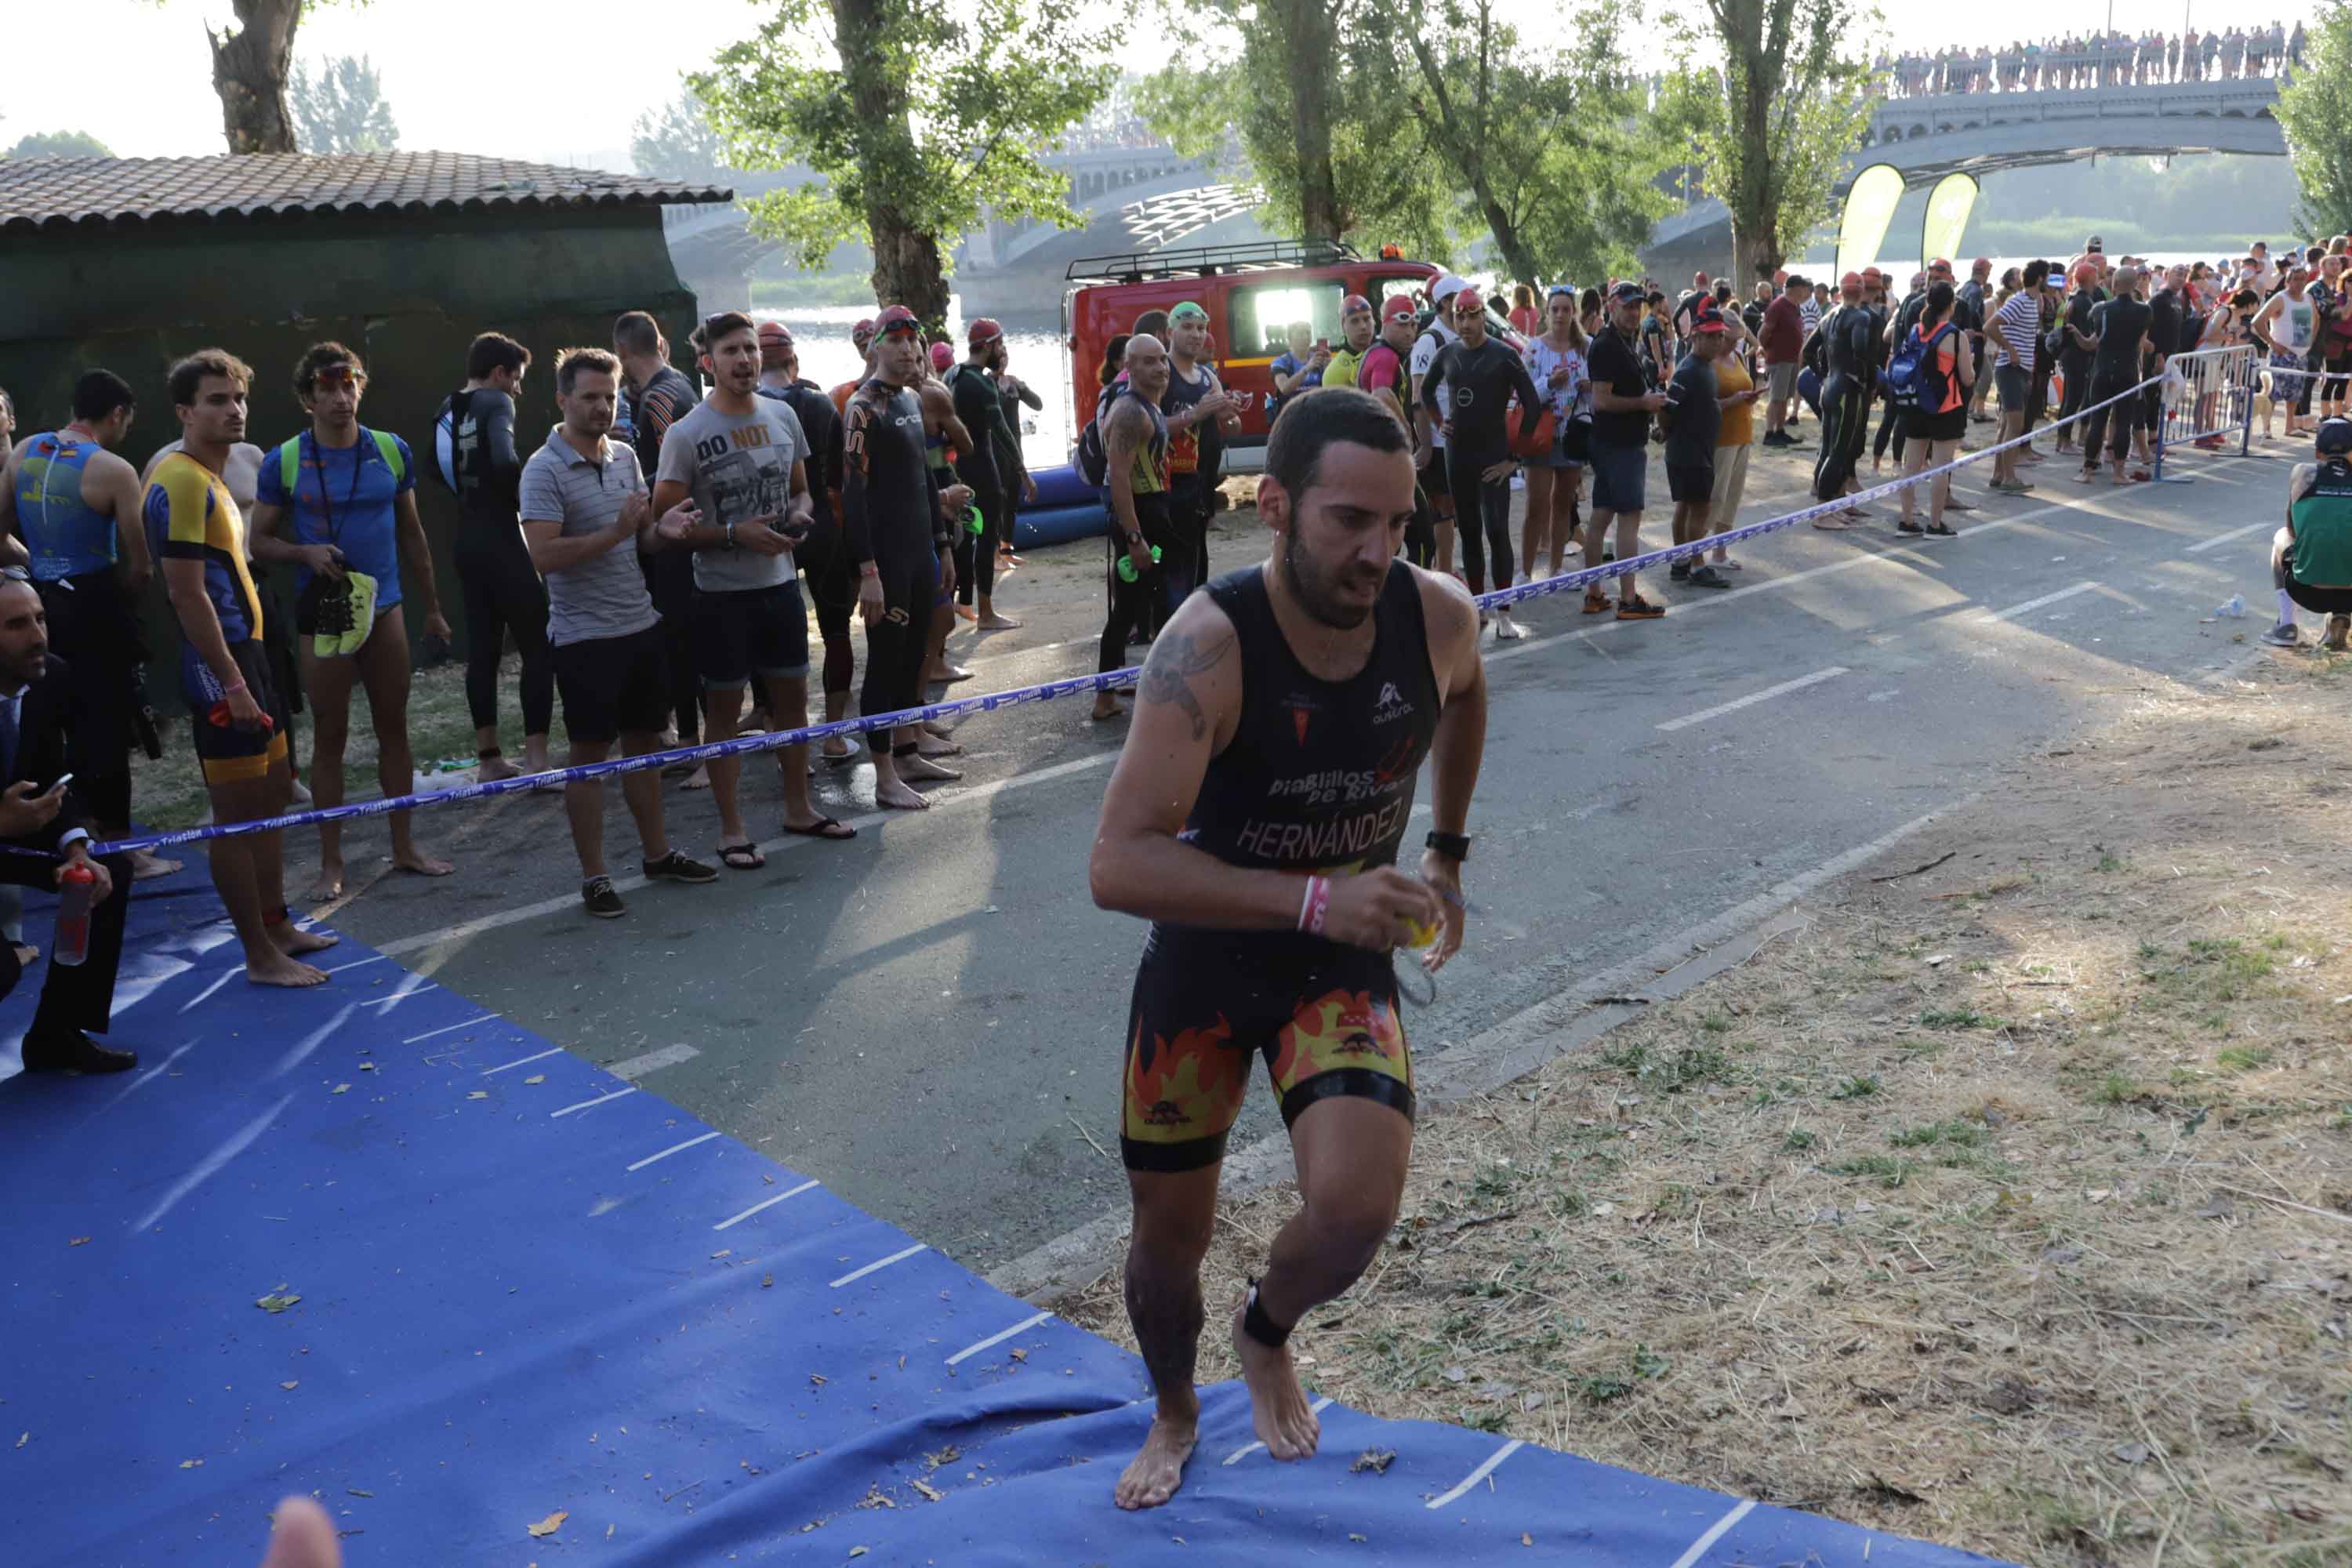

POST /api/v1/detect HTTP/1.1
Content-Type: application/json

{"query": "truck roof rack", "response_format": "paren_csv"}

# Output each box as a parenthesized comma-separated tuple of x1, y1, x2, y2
(1065, 238, 1362, 284)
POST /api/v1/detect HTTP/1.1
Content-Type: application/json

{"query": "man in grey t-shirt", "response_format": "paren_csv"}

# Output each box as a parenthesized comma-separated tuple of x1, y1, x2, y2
(520, 348, 717, 918)
(651, 312, 852, 860)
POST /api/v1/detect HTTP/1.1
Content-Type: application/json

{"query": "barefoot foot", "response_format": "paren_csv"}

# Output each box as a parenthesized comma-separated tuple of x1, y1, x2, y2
(475, 754, 522, 783)
(246, 950, 329, 988)
(1231, 1298, 1321, 1462)
(976, 611, 1022, 630)
(683, 765, 712, 791)
(1114, 1412, 1200, 1510)
(268, 921, 339, 957)
(915, 735, 964, 759)
(129, 848, 185, 881)
(875, 777, 931, 811)
(394, 851, 454, 878)
(304, 865, 345, 903)
(899, 753, 962, 782)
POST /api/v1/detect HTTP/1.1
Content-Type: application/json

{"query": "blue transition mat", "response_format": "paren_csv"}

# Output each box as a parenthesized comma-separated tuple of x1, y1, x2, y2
(1, 872, 2013, 1566)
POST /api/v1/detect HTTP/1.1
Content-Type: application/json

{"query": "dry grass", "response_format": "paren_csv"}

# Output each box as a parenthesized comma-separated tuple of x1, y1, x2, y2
(1067, 652, 2352, 1566)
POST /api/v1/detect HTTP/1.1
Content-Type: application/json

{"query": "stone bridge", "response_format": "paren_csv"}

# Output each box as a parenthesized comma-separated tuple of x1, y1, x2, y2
(1643, 75, 2283, 275)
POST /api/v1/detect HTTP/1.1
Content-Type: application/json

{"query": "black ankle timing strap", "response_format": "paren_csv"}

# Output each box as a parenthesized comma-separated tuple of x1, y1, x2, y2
(1241, 1277, 1292, 1349)
(891, 742, 918, 758)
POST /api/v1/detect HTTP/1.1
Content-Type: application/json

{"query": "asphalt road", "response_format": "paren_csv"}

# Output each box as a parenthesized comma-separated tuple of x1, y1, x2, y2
(306, 434, 2294, 1273)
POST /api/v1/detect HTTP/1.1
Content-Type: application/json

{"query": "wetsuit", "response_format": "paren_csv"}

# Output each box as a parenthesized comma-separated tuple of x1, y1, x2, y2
(1120, 561, 1440, 1172)
(1098, 390, 1173, 674)
(627, 366, 702, 745)
(1160, 360, 1224, 602)
(2080, 294, 2153, 464)
(1811, 303, 1877, 501)
(1423, 338, 1541, 594)
(433, 387, 554, 742)
(13, 431, 142, 826)
(760, 380, 851, 706)
(843, 379, 946, 746)
(948, 362, 1011, 606)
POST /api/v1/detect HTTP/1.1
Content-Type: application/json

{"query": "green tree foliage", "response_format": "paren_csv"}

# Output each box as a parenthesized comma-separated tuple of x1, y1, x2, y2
(2279, 4, 2352, 236)
(3, 130, 115, 160)
(630, 92, 731, 185)
(1661, 0, 1878, 283)
(157, 0, 371, 154)
(289, 53, 398, 155)
(692, 0, 1120, 324)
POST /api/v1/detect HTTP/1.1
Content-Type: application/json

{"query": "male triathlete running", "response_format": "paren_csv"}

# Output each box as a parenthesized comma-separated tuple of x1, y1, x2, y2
(1091, 386, 1486, 1511)
(1409, 275, 1469, 572)
(1422, 288, 1542, 637)
(844, 306, 970, 811)
(1, 370, 178, 880)
(1089, 334, 1175, 725)
(1162, 302, 1243, 602)
(433, 332, 554, 782)
(147, 350, 338, 985)
(757, 321, 858, 765)
(653, 312, 855, 861)
(949, 319, 1021, 629)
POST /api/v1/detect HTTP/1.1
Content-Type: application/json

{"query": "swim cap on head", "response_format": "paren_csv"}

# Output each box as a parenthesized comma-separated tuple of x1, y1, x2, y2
(2318, 416, 2352, 456)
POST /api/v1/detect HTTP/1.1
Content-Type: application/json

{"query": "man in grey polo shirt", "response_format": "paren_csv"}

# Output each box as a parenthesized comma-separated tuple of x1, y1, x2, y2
(652, 311, 855, 866)
(519, 347, 717, 918)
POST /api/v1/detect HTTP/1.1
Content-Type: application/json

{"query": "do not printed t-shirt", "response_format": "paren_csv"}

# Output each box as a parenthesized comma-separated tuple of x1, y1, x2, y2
(254, 427, 416, 608)
(654, 397, 810, 593)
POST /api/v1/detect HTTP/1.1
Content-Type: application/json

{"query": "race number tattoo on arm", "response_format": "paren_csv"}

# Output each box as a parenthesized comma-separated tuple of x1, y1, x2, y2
(1137, 626, 1232, 741)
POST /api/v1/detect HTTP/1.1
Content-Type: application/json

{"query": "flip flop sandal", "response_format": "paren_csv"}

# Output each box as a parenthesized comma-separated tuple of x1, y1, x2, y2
(718, 841, 766, 871)
(782, 816, 856, 840)
(1582, 588, 1611, 615)
(822, 746, 858, 767)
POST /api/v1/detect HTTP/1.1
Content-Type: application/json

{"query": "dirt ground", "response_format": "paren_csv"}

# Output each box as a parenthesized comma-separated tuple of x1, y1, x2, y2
(1066, 646, 2352, 1567)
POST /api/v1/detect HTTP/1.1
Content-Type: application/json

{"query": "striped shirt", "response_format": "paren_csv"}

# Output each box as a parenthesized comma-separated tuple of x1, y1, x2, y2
(517, 425, 658, 647)
(1992, 290, 2042, 370)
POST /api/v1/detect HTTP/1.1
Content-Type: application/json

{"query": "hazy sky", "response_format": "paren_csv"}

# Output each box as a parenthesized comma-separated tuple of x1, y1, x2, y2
(2, 1, 2266, 169)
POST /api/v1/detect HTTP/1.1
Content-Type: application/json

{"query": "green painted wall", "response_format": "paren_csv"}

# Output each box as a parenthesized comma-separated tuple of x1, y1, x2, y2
(0, 203, 704, 706)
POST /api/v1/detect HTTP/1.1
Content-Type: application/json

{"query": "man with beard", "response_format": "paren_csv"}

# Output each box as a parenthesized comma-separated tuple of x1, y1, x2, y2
(1089, 387, 1486, 1512)
(1807, 273, 1878, 524)
(757, 321, 858, 764)
(949, 318, 1021, 630)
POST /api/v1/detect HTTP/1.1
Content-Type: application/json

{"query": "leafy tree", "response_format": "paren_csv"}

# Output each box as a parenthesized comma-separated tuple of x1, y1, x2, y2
(4, 130, 115, 160)
(2279, 4, 2352, 236)
(151, 1, 370, 153)
(692, 0, 1121, 325)
(1664, 0, 1878, 283)
(290, 53, 398, 154)
(631, 92, 731, 185)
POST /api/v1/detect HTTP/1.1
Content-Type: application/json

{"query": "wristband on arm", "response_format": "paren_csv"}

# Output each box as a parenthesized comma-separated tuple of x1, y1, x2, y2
(1297, 874, 1332, 936)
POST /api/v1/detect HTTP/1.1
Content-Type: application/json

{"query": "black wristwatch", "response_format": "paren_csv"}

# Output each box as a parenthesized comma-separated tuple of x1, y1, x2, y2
(1425, 830, 1472, 863)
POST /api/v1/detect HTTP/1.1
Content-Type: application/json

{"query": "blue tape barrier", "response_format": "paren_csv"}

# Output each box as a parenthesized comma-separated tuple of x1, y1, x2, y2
(79, 357, 2240, 863)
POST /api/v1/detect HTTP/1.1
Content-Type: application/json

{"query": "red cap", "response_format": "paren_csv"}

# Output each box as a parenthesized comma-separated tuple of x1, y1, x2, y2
(1382, 295, 1417, 322)
(1972, 256, 1993, 271)
(851, 317, 878, 345)
(1341, 294, 1373, 316)
(1927, 256, 1952, 273)
(1691, 307, 1730, 334)
(1840, 271, 1864, 292)
(873, 305, 920, 336)
(1860, 266, 1883, 280)
(757, 319, 791, 347)
(927, 341, 955, 372)
(1694, 271, 1711, 286)
(967, 317, 1004, 348)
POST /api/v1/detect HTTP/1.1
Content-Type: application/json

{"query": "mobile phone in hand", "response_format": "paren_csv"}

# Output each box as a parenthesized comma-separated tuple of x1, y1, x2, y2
(49, 772, 73, 793)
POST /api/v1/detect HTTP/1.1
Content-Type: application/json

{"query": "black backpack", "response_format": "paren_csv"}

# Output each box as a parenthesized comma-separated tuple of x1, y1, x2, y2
(1073, 383, 1123, 487)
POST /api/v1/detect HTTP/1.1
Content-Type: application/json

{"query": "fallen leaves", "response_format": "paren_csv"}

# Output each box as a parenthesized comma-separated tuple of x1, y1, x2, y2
(467, 1091, 488, 1101)
(179, 1457, 203, 1468)
(522, 1075, 546, 1086)
(279, 1381, 299, 1391)
(255, 1291, 302, 1314)
(67, 1236, 90, 1247)
(909, 1478, 943, 1502)
(1350, 1448, 1396, 1475)
(525, 1509, 568, 1538)
(330, 1083, 351, 1095)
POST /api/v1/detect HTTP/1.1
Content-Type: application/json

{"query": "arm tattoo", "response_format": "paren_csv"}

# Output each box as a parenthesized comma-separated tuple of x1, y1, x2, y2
(1137, 626, 1231, 742)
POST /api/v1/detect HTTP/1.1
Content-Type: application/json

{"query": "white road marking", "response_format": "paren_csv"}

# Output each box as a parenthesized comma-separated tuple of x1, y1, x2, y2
(604, 1043, 700, 1081)
(1221, 1396, 1336, 1465)
(1666, 1498, 1759, 1568)
(481, 1046, 564, 1076)
(946, 1308, 1054, 1367)
(402, 1014, 499, 1045)
(550, 1085, 638, 1118)
(626, 1129, 720, 1171)
(829, 1242, 928, 1287)
(1982, 579, 2099, 622)
(1425, 1437, 1526, 1510)
(129, 1094, 293, 1233)
(2186, 519, 2274, 554)
(712, 1178, 820, 1230)
(1657, 666, 1848, 732)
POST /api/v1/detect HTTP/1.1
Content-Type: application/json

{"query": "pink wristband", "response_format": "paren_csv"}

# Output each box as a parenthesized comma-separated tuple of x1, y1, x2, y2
(1297, 874, 1332, 937)
(221, 677, 249, 695)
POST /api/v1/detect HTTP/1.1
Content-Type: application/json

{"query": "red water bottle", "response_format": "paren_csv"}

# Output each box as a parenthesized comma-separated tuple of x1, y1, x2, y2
(55, 860, 95, 968)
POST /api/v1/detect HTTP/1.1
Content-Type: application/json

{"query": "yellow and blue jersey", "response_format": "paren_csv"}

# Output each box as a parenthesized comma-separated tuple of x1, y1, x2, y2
(144, 452, 262, 642)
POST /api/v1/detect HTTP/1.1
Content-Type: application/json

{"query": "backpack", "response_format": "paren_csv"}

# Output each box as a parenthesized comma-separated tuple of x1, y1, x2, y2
(1886, 322, 1957, 412)
(1073, 383, 1126, 487)
(278, 428, 405, 495)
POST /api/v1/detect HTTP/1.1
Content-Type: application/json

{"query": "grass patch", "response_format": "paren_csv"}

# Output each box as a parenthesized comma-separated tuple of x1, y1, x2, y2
(1918, 1007, 2003, 1030)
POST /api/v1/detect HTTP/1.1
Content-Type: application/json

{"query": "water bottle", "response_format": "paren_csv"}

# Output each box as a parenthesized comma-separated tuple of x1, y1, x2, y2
(54, 860, 95, 968)
(1116, 544, 1164, 583)
(2216, 593, 2248, 618)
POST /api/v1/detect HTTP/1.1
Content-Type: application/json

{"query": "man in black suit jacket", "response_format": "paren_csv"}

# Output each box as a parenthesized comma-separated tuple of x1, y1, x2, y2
(0, 574, 135, 1072)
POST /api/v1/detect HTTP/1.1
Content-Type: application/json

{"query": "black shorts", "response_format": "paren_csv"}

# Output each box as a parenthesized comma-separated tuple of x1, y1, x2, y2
(182, 638, 292, 786)
(39, 569, 143, 775)
(797, 525, 854, 641)
(553, 622, 672, 746)
(1120, 930, 1415, 1173)
(690, 581, 810, 688)
(1904, 406, 1968, 443)
(1417, 452, 1453, 507)
(2285, 568, 2352, 615)
(1666, 462, 1716, 504)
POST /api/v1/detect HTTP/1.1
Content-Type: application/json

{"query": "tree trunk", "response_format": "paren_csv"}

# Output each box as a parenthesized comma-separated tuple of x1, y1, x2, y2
(833, 0, 951, 325)
(1283, 0, 1345, 238)
(208, 0, 303, 154)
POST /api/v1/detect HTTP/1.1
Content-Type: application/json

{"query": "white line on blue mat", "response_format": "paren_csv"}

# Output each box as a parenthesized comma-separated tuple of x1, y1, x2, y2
(403, 1014, 497, 1045)
(946, 1309, 1054, 1367)
(1221, 1396, 1335, 1465)
(550, 1085, 637, 1118)
(713, 1178, 820, 1231)
(1657, 667, 1848, 732)
(322, 954, 389, 975)
(1665, 1498, 1758, 1568)
(1425, 1438, 1526, 1510)
(481, 1047, 563, 1076)
(1983, 579, 2099, 622)
(830, 1243, 927, 1287)
(627, 1130, 720, 1171)
(177, 967, 238, 1014)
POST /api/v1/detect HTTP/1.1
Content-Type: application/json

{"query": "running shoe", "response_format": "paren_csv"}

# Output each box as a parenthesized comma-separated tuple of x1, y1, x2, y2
(1686, 564, 1734, 589)
(2261, 621, 2301, 648)
(582, 876, 626, 918)
(1616, 595, 1666, 620)
(1669, 560, 1691, 583)
(1924, 522, 1958, 538)
(1582, 586, 1611, 615)
(643, 849, 719, 884)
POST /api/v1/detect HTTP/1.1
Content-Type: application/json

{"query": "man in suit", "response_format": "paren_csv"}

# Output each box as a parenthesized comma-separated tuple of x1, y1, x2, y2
(0, 572, 134, 1072)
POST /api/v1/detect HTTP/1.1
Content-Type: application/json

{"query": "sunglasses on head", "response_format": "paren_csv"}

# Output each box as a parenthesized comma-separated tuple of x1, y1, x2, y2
(878, 323, 922, 341)
(313, 363, 358, 387)
(0, 566, 31, 584)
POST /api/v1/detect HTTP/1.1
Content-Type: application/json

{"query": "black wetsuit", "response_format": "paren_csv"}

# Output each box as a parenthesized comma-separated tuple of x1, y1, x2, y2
(2081, 295, 2154, 464)
(1160, 361, 1224, 600)
(947, 363, 1010, 605)
(434, 387, 554, 742)
(1810, 303, 1878, 500)
(627, 366, 702, 744)
(760, 380, 851, 701)
(1120, 561, 1441, 1173)
(843, 379, 946, 745)
(1423, 336, 1542, 595)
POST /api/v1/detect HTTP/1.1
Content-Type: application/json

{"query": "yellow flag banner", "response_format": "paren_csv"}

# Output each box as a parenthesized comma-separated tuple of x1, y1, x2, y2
(1835, 164, 1906, 280)
(1920, 172, 1981, 270)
